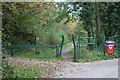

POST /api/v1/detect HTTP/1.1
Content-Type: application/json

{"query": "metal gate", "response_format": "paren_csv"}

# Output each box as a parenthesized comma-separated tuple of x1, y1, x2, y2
(72, 34, 97, 61)
(2, 34, 64, 58)
(72, 34, 120, 61)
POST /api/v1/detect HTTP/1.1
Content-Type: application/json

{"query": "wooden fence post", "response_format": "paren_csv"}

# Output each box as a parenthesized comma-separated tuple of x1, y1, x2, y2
(56, 46, 60, 57)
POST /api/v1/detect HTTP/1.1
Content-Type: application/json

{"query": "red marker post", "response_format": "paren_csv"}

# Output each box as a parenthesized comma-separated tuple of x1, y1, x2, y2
(105, 41, 115, 54)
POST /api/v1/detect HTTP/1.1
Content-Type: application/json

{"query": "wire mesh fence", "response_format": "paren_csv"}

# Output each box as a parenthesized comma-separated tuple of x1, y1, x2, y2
(72, 34, 120, 61)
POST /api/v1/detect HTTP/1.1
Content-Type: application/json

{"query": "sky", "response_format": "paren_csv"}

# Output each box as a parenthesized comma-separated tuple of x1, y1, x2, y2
(54, 0, 65, 2)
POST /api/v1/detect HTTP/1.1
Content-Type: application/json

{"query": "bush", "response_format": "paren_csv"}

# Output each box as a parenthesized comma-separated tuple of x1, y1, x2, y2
(80, 47, 94, 59)
(47, 29, 61, 45)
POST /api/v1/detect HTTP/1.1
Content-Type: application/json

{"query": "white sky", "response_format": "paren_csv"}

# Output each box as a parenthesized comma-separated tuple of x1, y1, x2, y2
(54, 0, 65, 2)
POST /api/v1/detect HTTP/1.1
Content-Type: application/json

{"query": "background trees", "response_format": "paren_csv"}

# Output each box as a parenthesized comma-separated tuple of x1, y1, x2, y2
(2, 2, 120, 47)
(2, 2, 70, 46)
(56, 2, 120, 44)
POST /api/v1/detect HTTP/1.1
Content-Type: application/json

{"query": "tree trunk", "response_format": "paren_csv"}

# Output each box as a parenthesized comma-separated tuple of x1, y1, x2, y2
(95, 2, 101, 45)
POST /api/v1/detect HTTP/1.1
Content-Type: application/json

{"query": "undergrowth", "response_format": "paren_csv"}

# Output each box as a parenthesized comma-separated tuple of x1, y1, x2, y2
(68, 47, 118, 62)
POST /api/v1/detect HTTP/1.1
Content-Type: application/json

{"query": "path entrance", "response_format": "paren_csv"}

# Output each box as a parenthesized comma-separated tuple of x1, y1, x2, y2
(62, 44, 74, 61)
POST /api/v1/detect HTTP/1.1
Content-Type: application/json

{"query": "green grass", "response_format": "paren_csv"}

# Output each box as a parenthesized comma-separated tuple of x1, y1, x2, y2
(13, 65, 43, 78)
(11, 42, 72, 61)
(68, 49, 74, 56)
(13, 49, 56, 58)
(12, 50, 63, 61)
(75, 57, 103, 62)
(75, 55, 118, 62)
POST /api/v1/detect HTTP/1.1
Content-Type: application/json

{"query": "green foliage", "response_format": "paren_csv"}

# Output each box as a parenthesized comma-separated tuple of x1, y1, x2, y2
(2, 3, 40, 46)
(100, 2, 120, 37)
(47, 30, 62, 45)
(80, 47, 94, 59)
(2, 2, 72, 55)
(58, 2, 120, 42)
(2, 2, 120, 63)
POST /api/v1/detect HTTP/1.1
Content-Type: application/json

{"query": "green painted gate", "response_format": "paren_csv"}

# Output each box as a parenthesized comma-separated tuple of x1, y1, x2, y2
(72, 34, 120, 61)
(72, 34, 97, 61)
(2, 34, 64, 58)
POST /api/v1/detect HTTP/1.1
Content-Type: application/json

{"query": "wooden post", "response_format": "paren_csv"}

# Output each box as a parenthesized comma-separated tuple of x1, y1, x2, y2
(56, 46, 60, 57)
(72, 34, 77, 61)
(35, 36, 40, 54)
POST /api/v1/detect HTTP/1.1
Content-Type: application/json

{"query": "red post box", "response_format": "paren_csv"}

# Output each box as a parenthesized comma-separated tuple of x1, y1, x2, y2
(105, 41, 115, 54)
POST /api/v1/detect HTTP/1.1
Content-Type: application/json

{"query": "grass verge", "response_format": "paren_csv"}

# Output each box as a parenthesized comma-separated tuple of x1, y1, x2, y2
(68, 48, 74, 56)
(75, 55, 118, 62)
(13, 65, 43, 78)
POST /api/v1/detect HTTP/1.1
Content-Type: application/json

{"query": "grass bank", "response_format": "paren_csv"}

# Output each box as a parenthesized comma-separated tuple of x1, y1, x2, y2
(13, 65, 43, 78)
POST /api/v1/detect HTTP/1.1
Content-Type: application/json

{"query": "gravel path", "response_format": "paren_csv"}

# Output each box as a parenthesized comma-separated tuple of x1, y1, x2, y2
(62, 44, 74, 61)
(62, 44, 74, 54)
(51, 59, 118, 78)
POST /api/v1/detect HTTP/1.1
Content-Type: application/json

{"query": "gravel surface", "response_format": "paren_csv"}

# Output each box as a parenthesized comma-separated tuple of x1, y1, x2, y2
(51, 59, 118, 78)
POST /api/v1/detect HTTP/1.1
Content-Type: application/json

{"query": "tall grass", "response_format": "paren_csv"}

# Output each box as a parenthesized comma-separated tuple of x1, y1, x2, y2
(68, 46, 119, 62)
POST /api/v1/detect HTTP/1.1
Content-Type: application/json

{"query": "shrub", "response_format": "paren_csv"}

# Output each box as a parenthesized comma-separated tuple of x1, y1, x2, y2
(80, 47, 94, 59)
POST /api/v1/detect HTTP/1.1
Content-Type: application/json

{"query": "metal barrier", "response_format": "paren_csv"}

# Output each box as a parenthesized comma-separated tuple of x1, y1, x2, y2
(72, 34, 97, 61)
(72, 34, 120, 61)
(2, 34, 64, 58)
(108, 35, 120, 55)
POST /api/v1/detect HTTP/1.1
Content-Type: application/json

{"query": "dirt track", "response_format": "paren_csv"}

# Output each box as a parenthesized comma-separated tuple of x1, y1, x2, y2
(51, 59, 118, 78)
(62, 44, 74, 61)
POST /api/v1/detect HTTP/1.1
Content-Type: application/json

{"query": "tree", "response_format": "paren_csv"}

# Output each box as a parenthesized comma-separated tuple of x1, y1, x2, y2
(2, 2, 56, 46)
(95, 2, 101, 45)
(99, 2, 120, 39)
